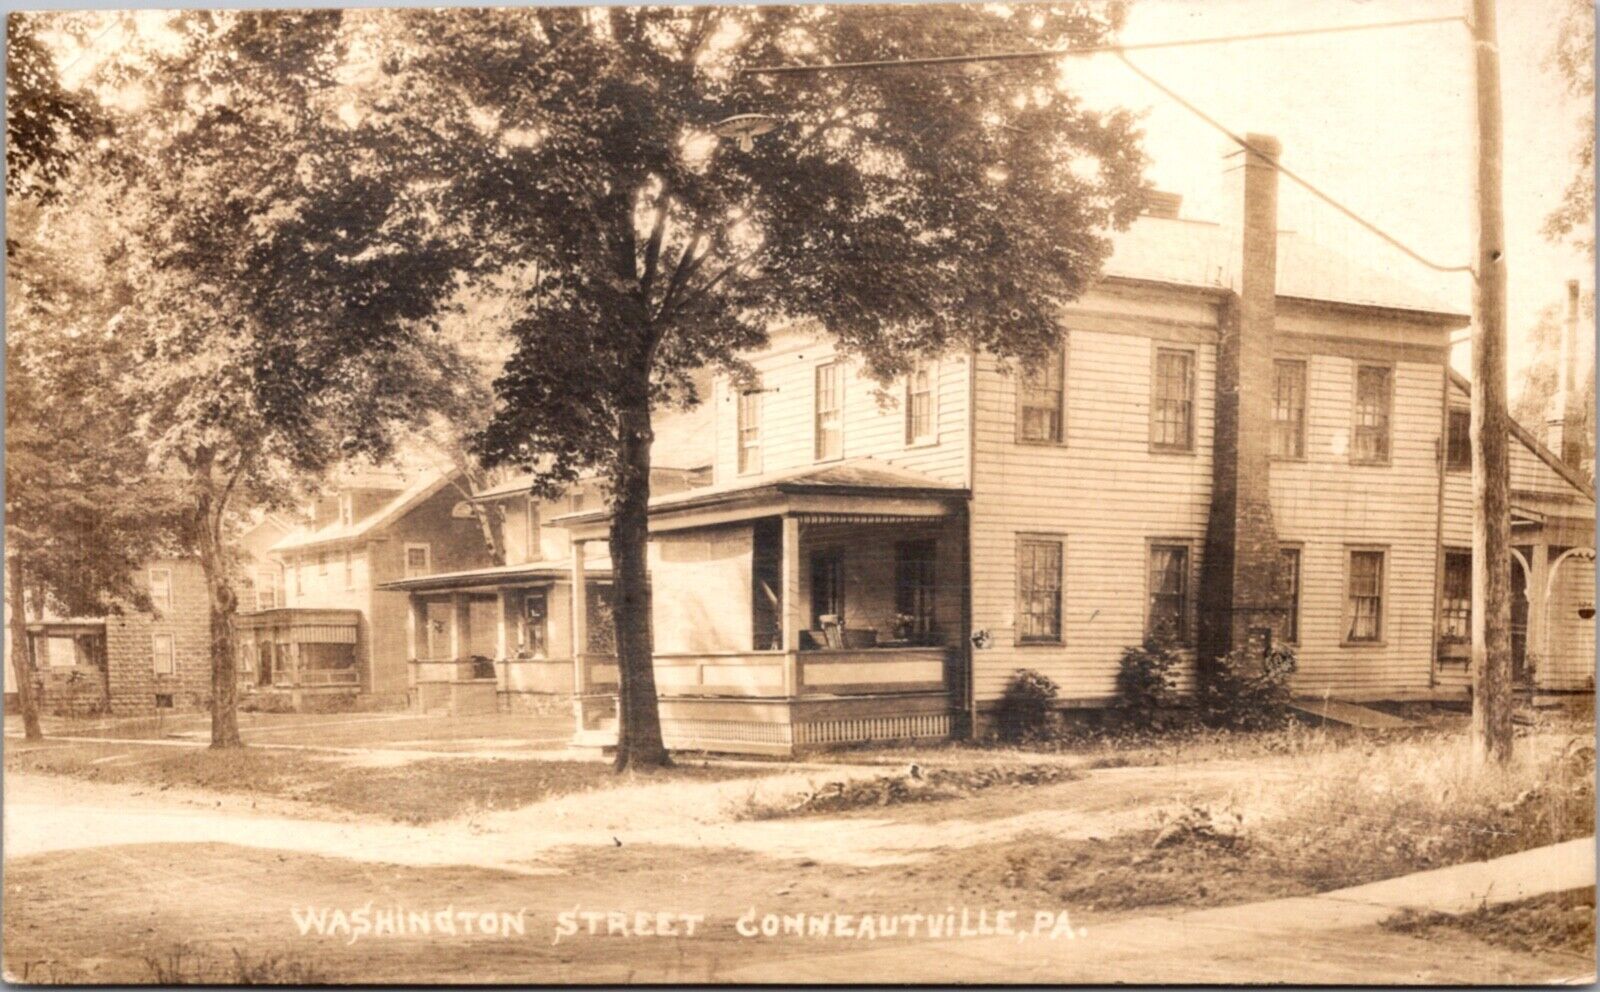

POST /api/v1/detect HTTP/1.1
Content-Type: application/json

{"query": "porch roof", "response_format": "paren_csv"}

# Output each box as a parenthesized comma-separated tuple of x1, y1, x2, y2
(554, 458, 969, 539)
(378, 558, 610, 594)
(235, 608, 360, 645)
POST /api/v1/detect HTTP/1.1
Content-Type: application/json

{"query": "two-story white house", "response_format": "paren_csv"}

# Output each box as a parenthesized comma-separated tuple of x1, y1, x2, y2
(556, 135, 1596, 756)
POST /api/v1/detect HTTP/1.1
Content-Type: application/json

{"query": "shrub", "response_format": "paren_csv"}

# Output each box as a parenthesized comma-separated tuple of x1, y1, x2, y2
(1196, 644, 1297, 730)
(1114, 639, 1183, 724)
(995, 669, 1059, 742)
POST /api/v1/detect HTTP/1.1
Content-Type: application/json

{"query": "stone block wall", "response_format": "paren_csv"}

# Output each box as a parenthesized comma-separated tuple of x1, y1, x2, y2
(105, 558, 213, 714)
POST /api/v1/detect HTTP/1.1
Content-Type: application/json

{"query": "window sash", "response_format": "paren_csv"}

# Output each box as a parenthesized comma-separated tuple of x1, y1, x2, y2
(894, 540, 938, 636)
(1272, 360, 1307, 458)
(1016, 539, 1062, 642)
(1347, 550, 1385, 641)
(1353, 365, 1392, 462)
(404, 545, 430, 578)
(906, 363, 935, 444)
(526, 499, 542, 561)
(1146, 544, 1190, 643)
(1017, 347, 1064, 443)
(814, 363, 843, 460)
(1152, 350, 1194, 449)
(737, 388, 763, 474)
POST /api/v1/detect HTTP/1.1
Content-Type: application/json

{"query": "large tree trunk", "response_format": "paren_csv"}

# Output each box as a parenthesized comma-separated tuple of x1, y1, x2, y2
(7, 555, 44, 740)
(609, 376, 669, 771)
(192, 469, 243, 749)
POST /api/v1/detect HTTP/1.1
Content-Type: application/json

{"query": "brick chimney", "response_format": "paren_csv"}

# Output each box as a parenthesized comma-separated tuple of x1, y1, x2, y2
(1200, 135, 1290, 663)
(1546, 279, 1587, 469)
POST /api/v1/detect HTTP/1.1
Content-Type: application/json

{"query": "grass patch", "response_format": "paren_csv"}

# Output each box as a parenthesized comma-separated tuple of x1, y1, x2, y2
(1382, 889, 1595, 959)
(5, 741, 762, 824)
(958, 733, 1595, 916)
(741, 764, 1081, 819)
(143, 943, 329, 985)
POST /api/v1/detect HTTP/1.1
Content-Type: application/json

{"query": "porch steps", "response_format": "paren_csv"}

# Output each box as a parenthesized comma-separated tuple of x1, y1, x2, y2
(1290, 697, 1418, 730)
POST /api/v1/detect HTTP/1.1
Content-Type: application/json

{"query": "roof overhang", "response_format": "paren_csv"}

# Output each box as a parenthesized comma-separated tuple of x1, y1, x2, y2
(235, 608, 361, 645)
(379, 561, 609, 594)
(558, 484, 968, 542)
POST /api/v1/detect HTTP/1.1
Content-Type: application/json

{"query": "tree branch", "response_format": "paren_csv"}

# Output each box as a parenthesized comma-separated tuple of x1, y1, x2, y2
(637, 191, 672, 310)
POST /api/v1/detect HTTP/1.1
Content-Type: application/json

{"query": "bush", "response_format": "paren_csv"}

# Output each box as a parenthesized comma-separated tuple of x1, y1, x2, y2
(1114, 639, 1183, 725)
(995, 669, 1059, 742)
(1196, 644, 1296, 730)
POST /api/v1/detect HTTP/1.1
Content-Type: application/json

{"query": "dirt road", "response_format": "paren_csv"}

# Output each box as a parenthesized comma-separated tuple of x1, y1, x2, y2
(5, 753, 1590, 984)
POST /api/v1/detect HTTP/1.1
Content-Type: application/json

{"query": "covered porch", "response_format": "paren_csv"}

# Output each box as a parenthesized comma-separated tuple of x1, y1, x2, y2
(559, 459, 970, 756)
(235, 608, 361, 704)
(382, 562, 615, 716)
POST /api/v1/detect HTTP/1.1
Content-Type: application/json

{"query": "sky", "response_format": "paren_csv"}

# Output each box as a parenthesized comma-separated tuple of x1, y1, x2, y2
(1061, 0, 1592, 390)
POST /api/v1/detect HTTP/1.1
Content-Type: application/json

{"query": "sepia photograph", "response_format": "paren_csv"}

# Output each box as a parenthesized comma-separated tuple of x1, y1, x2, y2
(2, 0, 1596, 984)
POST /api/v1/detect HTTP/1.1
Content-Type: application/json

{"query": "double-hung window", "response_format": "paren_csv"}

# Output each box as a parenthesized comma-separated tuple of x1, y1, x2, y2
(149, 567, 173, 614)
(152, 633, 175, 675)
(1272, 360, 1307, 459)
(814, 362, 843, 461)
(1346, 549, 1387, 643)
(1353, 364, 1393, 464)
(1278, 546, 1302, 643)
(905, 360, 937, 446)
(1016, 537, 1063, 643)
(1440, 550, 1471, 645)
(737, 383, 763, 475)
(1146, 543, 1191, 645)
(1446, 408, 1472, 472)
(526, 498, 543, 561)
(1017, 343, 1065, 444)
(1151, 347, 1195, 452)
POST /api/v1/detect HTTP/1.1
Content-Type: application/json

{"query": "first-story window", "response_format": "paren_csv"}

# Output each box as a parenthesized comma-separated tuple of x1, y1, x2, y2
(1346, 548, 1387, 643)
(344, 549, 354, 589)
(1146, 543, 1191, 645)
(810, 550, 845, 628)
(1278, 546, 1302, 643)
(1016, 536, 1063, 643)
(523, 591, 548, 658)
(152, 633, 175, 675)
(1440, 550, 1471, 645)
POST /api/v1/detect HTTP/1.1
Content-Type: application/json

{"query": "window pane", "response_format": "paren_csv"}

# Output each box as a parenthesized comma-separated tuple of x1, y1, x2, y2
(1272, 361, 1306, 458)
(1278, 548, 1301, 642)
(1440, 551, 1472, 642)
(738, 387, 763, 474)
(1347, 550, 1385, 641)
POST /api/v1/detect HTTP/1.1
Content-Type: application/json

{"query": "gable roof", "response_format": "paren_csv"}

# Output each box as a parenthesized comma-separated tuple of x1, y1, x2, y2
(1448, 369, 1596, 502)
(271, 471, 462, 554)
(1103, 215, 1466, 319)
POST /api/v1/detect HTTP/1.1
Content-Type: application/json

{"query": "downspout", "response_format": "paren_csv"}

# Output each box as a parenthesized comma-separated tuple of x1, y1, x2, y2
(965, 342, 980, 737)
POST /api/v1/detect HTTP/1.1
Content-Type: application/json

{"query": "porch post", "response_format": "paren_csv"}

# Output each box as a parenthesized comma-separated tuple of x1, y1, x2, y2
(449, 593, 464, 661)
(781, 515, 801, 696)
(571, 540, 588, 689)
(495, 589, 509, 690)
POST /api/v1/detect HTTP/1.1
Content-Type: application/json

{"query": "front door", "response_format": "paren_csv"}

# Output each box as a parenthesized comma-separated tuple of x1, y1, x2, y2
(1510, 556, 1529, 684)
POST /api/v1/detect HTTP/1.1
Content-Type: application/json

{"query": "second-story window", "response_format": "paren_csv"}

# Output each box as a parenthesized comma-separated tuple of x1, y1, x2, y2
(343, 549, 354, 590)
(404, 543, 431, 579)
(1272, 359, 1307, 458)
(905, 360, 936, 446)
(814, 362, 843, 461)
(1017, 343, 1065, 444)
(1151, 347, 1195, 452)
(339, 494, 353, 527)
(737, 383, 763, 475)
(526, 498, 542, 561)
(1353, 364, 1393, 464)
(148, 567, 173, 614)
(1446, 408, 1472, 472)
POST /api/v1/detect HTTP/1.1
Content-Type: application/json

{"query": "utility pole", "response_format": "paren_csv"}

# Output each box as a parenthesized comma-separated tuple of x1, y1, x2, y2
(1467, 0, 1514, 764)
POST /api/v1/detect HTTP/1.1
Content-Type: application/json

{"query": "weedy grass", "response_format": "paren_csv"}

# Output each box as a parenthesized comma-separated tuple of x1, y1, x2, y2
(6, 741, 762, 824)
(142, 943, 329, 985)
(739, 764, 1082, 819)
(1381, 888, 1596, 959)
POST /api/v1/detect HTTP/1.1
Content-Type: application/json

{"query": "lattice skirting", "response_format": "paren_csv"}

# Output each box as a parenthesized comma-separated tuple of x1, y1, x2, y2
(794, 712, 951, 746)
(662, 719, 794, 748)
(661, 712, 952, 753)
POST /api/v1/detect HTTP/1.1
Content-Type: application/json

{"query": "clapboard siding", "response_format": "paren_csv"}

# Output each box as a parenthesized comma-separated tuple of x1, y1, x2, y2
(969, 287, 1219, 703)
(1545, 556, 1596, 690)
(708, 329, 969, 487)
(1271, 356, 1445, 695)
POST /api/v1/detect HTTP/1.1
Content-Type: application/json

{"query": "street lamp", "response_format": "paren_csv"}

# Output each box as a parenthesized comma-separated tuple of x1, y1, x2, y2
(712, 113, 780, 151)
